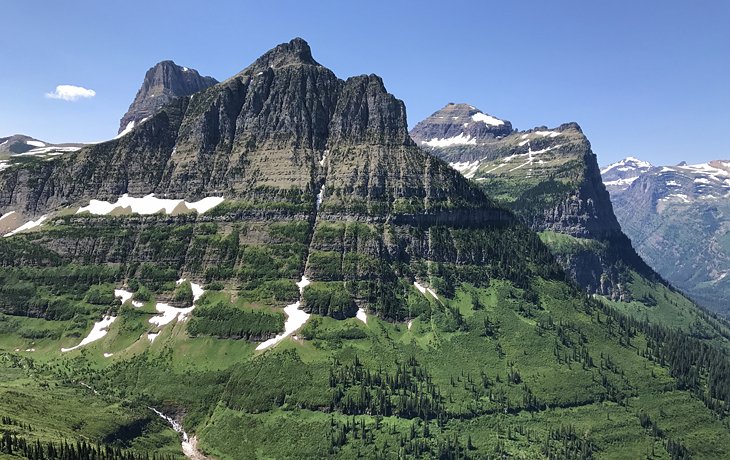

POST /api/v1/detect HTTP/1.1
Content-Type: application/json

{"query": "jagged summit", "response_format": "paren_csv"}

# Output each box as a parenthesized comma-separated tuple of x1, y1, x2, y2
(118, 60, 217, 134)
(244, 37, 320, 73)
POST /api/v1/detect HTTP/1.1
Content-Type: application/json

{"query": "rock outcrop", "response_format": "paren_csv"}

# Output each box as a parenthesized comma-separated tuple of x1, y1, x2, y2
(118, 60, 217, 134)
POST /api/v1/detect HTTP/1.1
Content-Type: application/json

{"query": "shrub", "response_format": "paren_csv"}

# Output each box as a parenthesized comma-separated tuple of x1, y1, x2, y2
(133, 285, 152, 302)
(86, 284, 116, 305)
(174, 281, 194, 306)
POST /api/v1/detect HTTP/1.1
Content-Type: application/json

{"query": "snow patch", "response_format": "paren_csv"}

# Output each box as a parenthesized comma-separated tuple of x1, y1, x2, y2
(116, 121, 135, 138)
(356, 308, 367, 324)
(426, 288, 439, 301)
(449, 160, 480, 179)
(25, 140, 46, 147)
(61, 316, 117, 352)
(115, 288, 144, 308)
(4, 215, 48, 237)
(663, 193, 690, 203)
(103, 352, 113, 358)
(256, 276, 312, 351)
(316, 185, 325, 210)
(413, 281, 426, 294)
(77, 194, 224, 216)
(471, 112, 504, 126)
(604, 177, 639, 187)
(17, 146, 81, 157)
(147, 332, 159, 343)
(0, 211, 15, 222)
(407, 320, 413, 330)
(534, 130, 561, 138)
(148, 279, 204, 326)
(423, 133, 476, 148)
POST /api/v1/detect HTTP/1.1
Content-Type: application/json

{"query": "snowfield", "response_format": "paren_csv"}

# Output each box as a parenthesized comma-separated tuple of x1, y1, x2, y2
(471, 112, 504, 126)
(114, 289, 144, 308)
(356, 307, 368, 324)
(61, 316, 117, 352)
(423, 133, 477, 148)
(604, 177, 639, 187)
(116, 121, 135, 138)
(4, 215, 48, 237)
(77, 194, 224, 216)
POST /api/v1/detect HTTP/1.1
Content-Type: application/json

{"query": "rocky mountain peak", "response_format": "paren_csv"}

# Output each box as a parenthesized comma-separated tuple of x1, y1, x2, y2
(600, 156, 653, 194)
(410, 103, 513, 147)
(118, 60, 217, 134)
(246, 37, 320, 72)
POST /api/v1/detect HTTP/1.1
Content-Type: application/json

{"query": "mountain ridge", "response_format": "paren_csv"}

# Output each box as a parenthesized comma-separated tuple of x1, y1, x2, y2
(605, 158, 730, 315)
(411, 103, 656, 300)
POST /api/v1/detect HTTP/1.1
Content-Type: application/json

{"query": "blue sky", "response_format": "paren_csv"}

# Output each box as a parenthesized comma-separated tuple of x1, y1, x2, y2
(1, 0, 728, 165)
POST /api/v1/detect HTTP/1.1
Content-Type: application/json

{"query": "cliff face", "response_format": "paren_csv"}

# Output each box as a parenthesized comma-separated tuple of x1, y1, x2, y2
(1, 39, 549, 322)
(411, 104, 654, 300)
(118, 60, 218, 134)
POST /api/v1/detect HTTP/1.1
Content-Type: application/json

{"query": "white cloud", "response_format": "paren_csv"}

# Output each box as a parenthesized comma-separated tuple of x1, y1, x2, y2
(45, 84, 96, 101)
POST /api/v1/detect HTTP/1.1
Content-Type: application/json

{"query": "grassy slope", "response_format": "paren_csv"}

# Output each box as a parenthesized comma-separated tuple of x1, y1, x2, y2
(2, 276, 729, 459)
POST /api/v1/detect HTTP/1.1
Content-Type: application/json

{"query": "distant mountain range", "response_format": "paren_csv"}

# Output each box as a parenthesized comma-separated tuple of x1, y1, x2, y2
(604, 157, 730, 315)
(0, 134, 83, 172)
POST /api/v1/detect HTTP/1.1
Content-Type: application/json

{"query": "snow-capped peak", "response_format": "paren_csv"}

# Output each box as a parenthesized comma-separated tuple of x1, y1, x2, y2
(601, 157, 653, 175)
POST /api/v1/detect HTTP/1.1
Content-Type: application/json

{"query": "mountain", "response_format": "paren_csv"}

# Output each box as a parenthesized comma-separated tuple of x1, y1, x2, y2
(0, 134, 83, 174)
(411, 103, 657, 302)
(0, 134, 82, 157)
(1, 40, 730, 460)
(600, 156, 653, 194)
(118, 60, 218, 134)
(607, 159, 730, 315)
